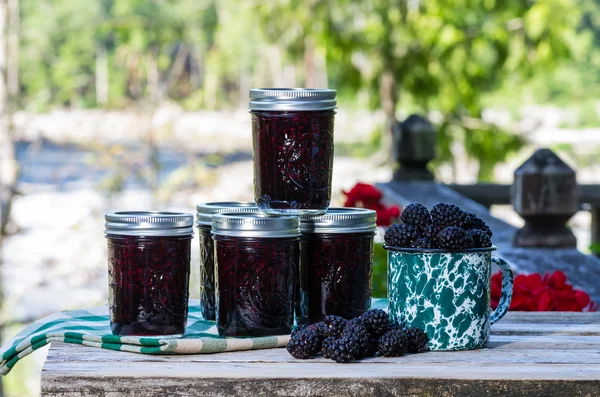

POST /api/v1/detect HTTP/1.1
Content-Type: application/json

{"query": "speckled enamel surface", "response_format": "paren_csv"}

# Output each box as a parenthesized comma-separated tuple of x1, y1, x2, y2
(388, 250, 513, 351)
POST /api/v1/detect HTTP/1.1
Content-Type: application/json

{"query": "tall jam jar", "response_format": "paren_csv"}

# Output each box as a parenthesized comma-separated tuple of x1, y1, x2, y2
(105, 211, 193, 336)
(250, 88, 337, 215)
(212, 213, 300, 337)
(196, 202, 258, 321)
(299, 208, 376, 323)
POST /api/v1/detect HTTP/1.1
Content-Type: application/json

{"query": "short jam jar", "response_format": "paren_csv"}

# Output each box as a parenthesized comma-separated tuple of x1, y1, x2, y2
(299, 208, 376, 323)
(212, 213, 300, 337)
(250, 88, 337, 215)
(105, 211, 193, 337)
(196, 202, 258, 321)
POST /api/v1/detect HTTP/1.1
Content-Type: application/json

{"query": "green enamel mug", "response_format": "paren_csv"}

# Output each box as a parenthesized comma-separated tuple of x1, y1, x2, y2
(386, 246, 513, 351)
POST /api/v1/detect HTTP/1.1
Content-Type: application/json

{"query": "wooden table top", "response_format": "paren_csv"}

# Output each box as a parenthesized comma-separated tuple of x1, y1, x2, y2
(41, 312, 600, 397)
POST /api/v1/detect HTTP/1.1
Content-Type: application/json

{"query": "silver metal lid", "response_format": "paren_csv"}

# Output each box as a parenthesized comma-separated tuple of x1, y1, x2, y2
(105, 211, 194, 237)
(196, 202, 258, 226)
(212, 213, 300, 238)
(249, 88, 337, 111)
(300, 207, 377, 234)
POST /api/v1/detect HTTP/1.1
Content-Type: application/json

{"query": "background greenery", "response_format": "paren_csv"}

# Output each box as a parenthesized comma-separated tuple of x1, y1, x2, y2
(12, 0, 600, 177)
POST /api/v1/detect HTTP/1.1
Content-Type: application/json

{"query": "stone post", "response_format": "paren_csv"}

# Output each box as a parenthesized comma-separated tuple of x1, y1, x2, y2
(511, 148, 578, 248)
(392, 114, 436, 181)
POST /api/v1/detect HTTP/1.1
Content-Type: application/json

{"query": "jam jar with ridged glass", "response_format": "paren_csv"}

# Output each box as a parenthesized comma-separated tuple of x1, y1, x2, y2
(212, 213, 300, 337)
(299, 208, 376, 323)
(250, 88, 337, 215)
(105, 211, 193, 337)
(196, 202, 258, 321)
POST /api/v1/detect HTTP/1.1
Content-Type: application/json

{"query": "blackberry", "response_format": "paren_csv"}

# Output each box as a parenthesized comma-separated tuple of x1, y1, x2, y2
(321, 336, 335, 358)
(467, 212, 493, 237)
(343, 319, 370, 358)
(324, 336, 358, 363)
(384, 223, 419, 248)
(400, 203, 431, 229)
(308, 321, 329, 338)
(359, 309, 391, 337)
(438, 226, 474, 250)
(287, 328, 322, 359)
(323, 315, 347, 339)
(468, 229, 492, 248)
(405, 327, 429, 353)
(412, 236, 436, 249)
(431, 203, 472, 229)
(378, 329, 408, 357)
(290, 324, 308, 338)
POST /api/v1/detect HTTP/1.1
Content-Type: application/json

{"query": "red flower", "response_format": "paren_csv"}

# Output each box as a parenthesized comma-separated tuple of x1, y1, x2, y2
(491, 270, 597, 312)
(342, 182, 401, 226)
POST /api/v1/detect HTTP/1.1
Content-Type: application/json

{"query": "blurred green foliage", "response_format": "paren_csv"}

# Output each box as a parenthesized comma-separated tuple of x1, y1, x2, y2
(372, 242, 388, 298)
(15, 0, 600, 179)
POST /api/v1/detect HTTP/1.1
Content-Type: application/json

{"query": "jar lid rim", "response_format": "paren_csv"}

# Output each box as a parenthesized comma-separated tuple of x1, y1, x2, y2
(212, 212, 300, 238)
(249, 88, 337, 111)
(105, 211, 194, 236)
(300, 207, 377, 233)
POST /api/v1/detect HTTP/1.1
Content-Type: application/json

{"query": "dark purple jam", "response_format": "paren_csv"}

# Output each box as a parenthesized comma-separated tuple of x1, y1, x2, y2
(300, 232, 373, 323)
(198, 225, 215, 321)
(251, 110, 335, 214)
(214, 235, 299, 337)
(107, 234, 191, 336)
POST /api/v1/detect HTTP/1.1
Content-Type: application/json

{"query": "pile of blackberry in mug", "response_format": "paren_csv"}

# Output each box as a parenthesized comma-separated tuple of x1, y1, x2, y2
(384, 203, 493, 250)
(287, 310, 428, 363)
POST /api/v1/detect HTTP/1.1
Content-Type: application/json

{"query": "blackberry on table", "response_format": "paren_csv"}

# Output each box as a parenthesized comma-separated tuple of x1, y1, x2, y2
(359, 309, 391, 337)
(431, 203, 472, 229)
(438, 226, 474, 250)
(384, 223, 420, 248)
(286, 328, 322, 359)
(468, 229, 492, 248)
(404, 327, 429, 353)
(323, 315, 347, 339)
(321, 336, 335, 359)
(400, 203, 432, 229)
(467, 212, 493, 237)
(290, 324, 308, 339)
(343, 319, 370, 359)
(378, 329, 408, 357)
(324, 336, 358, 363)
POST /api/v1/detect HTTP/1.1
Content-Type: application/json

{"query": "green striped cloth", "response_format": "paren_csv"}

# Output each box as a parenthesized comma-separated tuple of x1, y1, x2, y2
(1, 298, 386, 376)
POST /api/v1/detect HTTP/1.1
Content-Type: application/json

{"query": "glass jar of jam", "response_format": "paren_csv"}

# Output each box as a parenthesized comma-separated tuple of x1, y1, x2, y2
(249, 88, 337, 215)
(212, 213, 300, 337)
(105, 211, 193, 337)
(299, 208, 376, 323)
(196, 202, 258, 321)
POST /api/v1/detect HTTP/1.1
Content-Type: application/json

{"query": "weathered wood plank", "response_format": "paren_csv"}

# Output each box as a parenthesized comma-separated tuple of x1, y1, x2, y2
(44, 343, 600, 365)
(490, 323, 600, 335)
(493, 311, 600, 324)
(40, 311, 600, 396)
(41, 375, 600, 397)
(42, 360, 600, 380)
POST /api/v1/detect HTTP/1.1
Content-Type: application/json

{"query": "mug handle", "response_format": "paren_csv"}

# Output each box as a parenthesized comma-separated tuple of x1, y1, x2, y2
(490, 257, 514, 325)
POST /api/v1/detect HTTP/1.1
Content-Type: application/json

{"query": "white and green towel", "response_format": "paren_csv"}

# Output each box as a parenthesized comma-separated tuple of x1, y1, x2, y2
(1, 298, 386, 376)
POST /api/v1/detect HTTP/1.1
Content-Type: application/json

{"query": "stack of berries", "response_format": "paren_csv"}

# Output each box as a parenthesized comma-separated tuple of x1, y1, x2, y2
(286, 309, 428, 363)
(384, 202, 493, 250)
